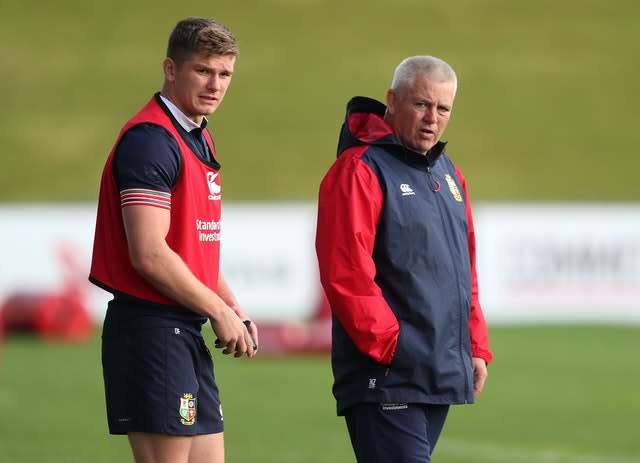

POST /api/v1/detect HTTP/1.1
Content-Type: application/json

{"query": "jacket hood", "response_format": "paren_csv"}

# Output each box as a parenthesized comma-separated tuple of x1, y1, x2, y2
(337, 96, 447, 167)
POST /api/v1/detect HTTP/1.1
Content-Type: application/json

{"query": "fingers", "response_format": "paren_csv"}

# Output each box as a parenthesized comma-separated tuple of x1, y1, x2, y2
(213, 324, 254, 358)
(472, 357, 488, 398)
(238, 332, 254, 358)
(250, 322, 259, 349)
(243, 320, 258, 350)
(216, 335, 247, 356)
(473, 374, 486, 398)
(233, 336, 248, 357)
(211, 311, 258, 358)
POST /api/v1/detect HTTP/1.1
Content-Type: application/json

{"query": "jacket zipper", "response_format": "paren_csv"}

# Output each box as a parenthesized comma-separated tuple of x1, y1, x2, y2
(426, 166, 441, 192)
(426, 166, 470, 403)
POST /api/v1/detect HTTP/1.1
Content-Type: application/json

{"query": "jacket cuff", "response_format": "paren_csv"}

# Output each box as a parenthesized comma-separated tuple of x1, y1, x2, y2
(472, 347, 494, 366)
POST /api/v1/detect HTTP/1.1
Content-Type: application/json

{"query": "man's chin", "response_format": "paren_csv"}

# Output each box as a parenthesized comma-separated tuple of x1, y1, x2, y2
(413, 143, 435, 155)
(196, 101, 219, 116)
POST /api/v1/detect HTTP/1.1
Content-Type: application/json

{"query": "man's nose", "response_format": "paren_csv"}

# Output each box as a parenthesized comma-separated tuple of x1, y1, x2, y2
(208, 75, 221, 91)
(423, 106, 437, 123)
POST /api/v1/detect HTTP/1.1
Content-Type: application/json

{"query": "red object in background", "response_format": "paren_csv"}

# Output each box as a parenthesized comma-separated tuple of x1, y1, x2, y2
(0, 286, 94, 342)
(256, 289, 332, 354)
(0, 241, 95, 343)
(0, 307, 4, 345)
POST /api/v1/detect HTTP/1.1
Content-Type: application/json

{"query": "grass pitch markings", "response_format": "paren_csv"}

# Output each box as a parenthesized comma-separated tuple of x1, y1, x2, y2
(440, 438, 640, 463)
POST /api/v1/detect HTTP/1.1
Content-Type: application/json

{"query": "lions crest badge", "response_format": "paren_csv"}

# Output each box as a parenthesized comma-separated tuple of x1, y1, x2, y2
(444, 174, 463, 202)
(179, 393, 196, 425)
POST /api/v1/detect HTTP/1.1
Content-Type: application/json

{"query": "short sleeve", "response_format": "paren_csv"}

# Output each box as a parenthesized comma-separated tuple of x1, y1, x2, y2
(113, 123, 180, 193)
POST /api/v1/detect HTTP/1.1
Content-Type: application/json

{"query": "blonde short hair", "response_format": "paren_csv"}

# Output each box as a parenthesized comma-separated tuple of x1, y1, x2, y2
(167, 17, 238, 66)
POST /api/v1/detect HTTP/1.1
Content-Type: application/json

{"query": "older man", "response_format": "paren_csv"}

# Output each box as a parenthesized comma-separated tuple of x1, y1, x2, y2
(316, 55, 493, 462)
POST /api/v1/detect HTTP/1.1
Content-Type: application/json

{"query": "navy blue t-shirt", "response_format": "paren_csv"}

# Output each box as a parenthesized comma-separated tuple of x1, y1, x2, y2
(113, 121, 215, 192)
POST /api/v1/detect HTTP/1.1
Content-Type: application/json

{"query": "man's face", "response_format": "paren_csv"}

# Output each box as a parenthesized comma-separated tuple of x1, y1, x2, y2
(386, 77, 456, 154)
(163, 52, 236, 124)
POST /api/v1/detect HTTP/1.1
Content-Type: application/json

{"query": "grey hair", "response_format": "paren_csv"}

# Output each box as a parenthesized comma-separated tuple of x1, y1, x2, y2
(390, 55, 457, 95)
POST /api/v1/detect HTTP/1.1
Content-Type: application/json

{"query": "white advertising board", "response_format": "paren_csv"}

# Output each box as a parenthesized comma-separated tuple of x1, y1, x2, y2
(1, 202, 639, 324)
(474, 203, 640, 324)
(0, 203, 105, 319)
(219, 202, 320, 321)
(0, 202, 320, 323)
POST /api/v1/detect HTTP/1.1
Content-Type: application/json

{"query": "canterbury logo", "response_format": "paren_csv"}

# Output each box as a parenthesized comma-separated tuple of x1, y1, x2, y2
(400, 184, 415, 196)
(206, 171, 221, 201)
(207, 172, 221, 195)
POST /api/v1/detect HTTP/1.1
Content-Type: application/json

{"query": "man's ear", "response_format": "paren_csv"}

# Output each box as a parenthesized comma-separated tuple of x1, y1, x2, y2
(163, 57, 176, 83)
(386, 89, 396, 114)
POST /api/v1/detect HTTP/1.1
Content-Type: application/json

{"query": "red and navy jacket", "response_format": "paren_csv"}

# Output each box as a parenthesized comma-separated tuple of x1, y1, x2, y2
(316, 96, 493, 415)
(90, 95, 222, 306)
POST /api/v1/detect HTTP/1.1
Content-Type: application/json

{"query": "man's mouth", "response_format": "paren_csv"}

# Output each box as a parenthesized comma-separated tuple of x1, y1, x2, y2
(200, 95, 218, 103)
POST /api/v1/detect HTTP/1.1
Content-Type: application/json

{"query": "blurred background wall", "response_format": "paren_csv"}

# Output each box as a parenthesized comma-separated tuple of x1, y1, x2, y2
(1, 0, 639, 332)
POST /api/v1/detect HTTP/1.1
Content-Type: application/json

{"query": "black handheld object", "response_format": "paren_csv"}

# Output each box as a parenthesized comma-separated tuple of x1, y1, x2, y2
(243, 320, 258, 350)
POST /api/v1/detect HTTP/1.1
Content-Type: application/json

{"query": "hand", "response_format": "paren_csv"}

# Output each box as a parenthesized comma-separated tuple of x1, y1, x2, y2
(231, 306, 259, 358)
(243, 320, 259, 355)
(472, 356, 488, 398)
(210, 305, 256, 358)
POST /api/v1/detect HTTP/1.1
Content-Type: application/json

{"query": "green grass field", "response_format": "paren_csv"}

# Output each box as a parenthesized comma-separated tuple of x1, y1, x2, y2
(1, 0, 639, 202)
(1, 326, 638, 463)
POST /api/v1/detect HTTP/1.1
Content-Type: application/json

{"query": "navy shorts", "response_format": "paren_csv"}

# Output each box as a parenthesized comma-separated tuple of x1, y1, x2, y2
(344, 402, 450, 463)
(101, 303, 223, 435)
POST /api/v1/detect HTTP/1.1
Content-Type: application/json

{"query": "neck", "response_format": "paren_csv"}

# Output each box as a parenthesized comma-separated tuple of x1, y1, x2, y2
(160, 89, 203, 126)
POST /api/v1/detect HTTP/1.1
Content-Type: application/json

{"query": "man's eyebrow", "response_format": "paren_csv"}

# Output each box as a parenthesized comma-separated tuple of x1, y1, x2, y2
(193, 62, 234, 74)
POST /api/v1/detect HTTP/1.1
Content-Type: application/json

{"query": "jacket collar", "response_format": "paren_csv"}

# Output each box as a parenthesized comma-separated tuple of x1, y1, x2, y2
(338, 96, 447, 168)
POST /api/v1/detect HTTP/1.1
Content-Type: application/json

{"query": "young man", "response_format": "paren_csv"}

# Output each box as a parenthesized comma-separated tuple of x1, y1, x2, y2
(316, 55, 493, 462)
(90, 17, 257, 463)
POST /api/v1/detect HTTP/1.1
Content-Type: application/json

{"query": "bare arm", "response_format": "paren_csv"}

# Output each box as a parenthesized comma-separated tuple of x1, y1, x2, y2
(122, 205, 255, 357)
